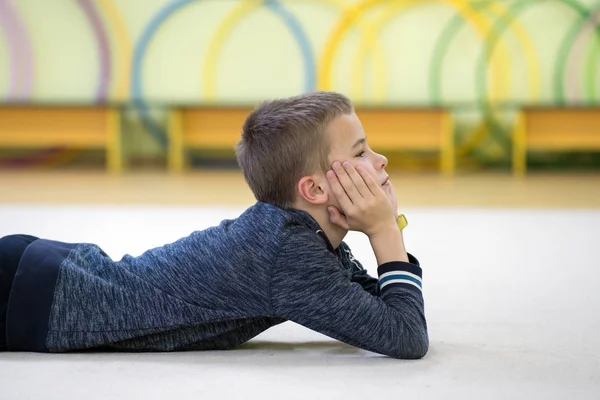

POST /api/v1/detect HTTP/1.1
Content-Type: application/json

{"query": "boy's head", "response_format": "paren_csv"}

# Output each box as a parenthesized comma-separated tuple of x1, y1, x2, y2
(236, 91, 352, 208)
(237, 91, 389, 211)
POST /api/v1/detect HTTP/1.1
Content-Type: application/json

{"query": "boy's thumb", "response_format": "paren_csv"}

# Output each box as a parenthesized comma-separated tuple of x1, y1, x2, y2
(327, 206, 336, 220)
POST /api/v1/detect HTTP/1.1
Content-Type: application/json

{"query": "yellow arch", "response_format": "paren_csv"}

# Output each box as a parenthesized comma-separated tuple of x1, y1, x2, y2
(37, 0, 132, 169)
(352, 0, 512, 103)
(319, 0, 381, 91)
(462, 1, 539, 158)
(203, 0, 260, 100)
(339, 0, 509, 103)
(97, 0, 132, 101)
(462, 0, 540, 158)
(334, 0, 540, 161)
(350, 4, 389, 102)
(347, 0, 508, 162)
(324, 0, 540, 103)
(486, 1, 540, 102)
(202, 0, 387, 101)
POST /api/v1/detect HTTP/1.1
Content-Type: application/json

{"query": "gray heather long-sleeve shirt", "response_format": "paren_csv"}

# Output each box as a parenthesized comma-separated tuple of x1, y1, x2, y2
(6, 202, 428, 358)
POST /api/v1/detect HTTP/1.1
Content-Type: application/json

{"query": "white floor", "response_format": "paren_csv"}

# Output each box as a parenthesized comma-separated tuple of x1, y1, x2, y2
(1, 205, 599, 400)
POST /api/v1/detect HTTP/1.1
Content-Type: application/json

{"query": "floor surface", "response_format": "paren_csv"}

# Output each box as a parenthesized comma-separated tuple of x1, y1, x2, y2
(1, 204, 599, 399)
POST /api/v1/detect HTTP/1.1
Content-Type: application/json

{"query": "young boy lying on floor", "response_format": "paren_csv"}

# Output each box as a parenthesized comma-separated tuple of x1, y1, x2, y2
(0, 91, 427, 359)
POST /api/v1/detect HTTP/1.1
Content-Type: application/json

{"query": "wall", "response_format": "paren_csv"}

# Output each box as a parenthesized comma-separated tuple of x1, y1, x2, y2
(1, 0, 599, 168)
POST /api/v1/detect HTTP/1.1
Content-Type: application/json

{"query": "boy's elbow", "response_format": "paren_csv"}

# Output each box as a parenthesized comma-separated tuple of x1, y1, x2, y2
(389, 329, 429, 360)
(392, 341, 428, 360)
(405, 338, 429, 359)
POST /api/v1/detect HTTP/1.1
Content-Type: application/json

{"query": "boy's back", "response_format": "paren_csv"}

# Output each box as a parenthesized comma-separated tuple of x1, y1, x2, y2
(9, 202, 299, 352)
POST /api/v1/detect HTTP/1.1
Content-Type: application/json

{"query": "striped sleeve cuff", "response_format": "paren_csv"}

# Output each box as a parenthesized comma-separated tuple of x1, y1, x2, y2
(377, 253, 422, 295)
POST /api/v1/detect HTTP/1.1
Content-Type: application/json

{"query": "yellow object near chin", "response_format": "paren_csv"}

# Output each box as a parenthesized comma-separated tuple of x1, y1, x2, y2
(397, 214, 408, 231)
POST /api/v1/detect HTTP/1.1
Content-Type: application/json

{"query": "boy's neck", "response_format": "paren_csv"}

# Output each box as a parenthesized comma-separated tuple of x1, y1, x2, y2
(293, 205, 347, 250)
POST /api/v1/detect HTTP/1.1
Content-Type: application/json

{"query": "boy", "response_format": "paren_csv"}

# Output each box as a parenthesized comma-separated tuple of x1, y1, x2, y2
(0, 91, 428, 358)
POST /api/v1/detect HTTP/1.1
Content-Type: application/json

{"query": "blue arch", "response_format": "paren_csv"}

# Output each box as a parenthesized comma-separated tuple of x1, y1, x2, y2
(131, 0, 316, 148)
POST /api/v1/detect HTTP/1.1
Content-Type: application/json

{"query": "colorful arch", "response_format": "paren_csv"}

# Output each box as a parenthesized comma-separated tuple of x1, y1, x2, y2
(585, 17, 600, 101)
(351, 0, 513, 104)
(330, 0, 538, 161)
(132, 0, 318, 148)
(0, 0, 21, 99)
(428, 0, 539, 159)
(202, 0, 315, 100)
(131, 0, 198, 148)
(472, 0, 595, 158)
(76, 0, 111, 101)
(473, 0, 548, 155)
(431, 0, 539, 104)
(475, 0, 540, 105)
(0, 0, 50, 168)
(96, 0, 132, 101)
(560, 5, 600, 103)
(0, 0, 34, 101)
(0, 0, 115, 168)
(319, 0, 530, 105)
(478, 0, 590, 108)
(350, 10, 387, 103)
(429, 1, 508, 159)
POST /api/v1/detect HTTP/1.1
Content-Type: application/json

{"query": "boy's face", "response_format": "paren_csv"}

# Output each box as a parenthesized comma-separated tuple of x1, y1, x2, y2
(324, 113, 397, 212)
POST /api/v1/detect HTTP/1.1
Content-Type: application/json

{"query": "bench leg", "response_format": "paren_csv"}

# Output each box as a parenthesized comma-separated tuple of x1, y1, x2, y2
(512, 112, 526, 176)
(106, 108, 122, 174)
(168, 110, 184, 173)
(440, 112, 455, 176)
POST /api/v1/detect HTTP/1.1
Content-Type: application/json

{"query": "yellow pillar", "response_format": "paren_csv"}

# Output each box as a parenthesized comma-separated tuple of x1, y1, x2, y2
(106, 108, 122, 174)
(440, 111, 455, 176)
(512, 111, 527, 176)
(168, 109, 185, 173)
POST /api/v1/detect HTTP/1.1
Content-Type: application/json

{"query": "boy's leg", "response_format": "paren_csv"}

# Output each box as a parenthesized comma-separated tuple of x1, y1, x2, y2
(0, 234, 39, 350)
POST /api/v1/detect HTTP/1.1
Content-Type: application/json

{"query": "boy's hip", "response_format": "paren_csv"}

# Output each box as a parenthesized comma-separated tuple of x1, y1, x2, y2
(6, 238, 79, 352)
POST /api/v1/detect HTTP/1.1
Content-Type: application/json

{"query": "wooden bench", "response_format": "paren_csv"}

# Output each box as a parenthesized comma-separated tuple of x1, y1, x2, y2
(168, 107, 249, 173)
(513, 108, 600, 175)
(168, 107, 454, 174)
(0, 106, 122, 173)
(355, 108, 454, 175)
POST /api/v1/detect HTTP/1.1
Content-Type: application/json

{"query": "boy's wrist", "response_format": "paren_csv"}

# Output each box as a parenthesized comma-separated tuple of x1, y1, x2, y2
(367, 223, 400, 240)
(369, 226, 409, 264)
(367, 213, 406, 239)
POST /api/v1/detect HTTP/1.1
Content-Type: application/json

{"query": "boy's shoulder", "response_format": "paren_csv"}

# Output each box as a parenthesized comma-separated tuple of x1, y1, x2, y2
(237, 201, 327, 247)
(240, 202, 319, 230)
(239, 203, 362, 272)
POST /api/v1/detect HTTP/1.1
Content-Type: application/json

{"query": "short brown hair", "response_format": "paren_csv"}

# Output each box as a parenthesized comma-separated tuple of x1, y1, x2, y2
(236, 91, 353, 208)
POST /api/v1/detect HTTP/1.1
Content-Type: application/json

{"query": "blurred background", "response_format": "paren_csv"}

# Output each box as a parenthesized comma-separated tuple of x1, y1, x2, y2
(1, 0, 599, 206)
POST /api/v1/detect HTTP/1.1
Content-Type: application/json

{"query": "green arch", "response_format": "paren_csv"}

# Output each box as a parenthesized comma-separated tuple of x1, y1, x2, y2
(554, 3, 600, 104)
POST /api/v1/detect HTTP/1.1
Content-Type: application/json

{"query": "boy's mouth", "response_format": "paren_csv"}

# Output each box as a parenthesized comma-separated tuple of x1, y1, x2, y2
(382, 177, 390, 186)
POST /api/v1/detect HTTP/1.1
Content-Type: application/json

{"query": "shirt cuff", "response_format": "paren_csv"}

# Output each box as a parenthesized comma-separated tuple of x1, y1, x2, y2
(377, 253, 422, 295)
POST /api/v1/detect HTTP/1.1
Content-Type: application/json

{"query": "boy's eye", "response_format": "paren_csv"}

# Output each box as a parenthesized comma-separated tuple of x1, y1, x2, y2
(356, 150, 365, 157)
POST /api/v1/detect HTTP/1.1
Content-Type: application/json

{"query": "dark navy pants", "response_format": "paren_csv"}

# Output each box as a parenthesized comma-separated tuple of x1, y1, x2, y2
(0, 234, 39, 350)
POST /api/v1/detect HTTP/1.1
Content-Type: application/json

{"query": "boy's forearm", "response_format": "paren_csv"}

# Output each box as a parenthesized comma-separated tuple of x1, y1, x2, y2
(368, 226, 410, 265)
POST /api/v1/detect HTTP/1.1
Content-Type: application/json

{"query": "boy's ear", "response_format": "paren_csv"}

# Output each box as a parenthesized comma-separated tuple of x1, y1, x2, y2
(297, 175, 328, 205)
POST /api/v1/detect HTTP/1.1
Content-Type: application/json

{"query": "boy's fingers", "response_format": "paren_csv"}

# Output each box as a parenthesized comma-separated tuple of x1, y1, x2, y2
(332, 162, 362, 200)
(327, 206, 350, 230)
(327, 170, 354, 211)
(356, 166, 381, 196)
(343, 162, 370, 197)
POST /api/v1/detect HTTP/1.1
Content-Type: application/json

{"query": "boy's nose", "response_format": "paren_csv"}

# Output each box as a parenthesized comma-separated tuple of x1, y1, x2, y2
(378, 153, 388, 169)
